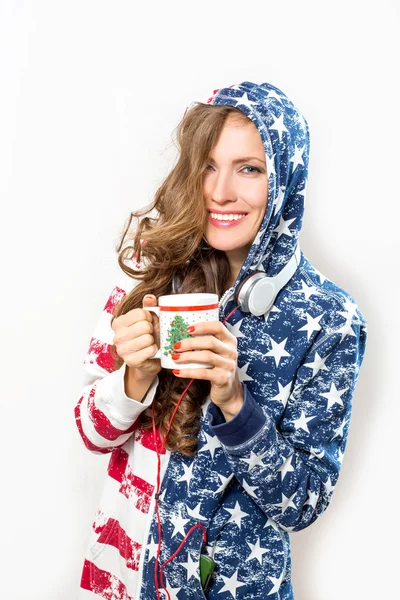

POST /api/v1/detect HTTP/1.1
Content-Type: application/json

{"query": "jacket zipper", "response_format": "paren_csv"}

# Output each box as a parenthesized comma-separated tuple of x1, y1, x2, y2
(219, 288, 234, 320)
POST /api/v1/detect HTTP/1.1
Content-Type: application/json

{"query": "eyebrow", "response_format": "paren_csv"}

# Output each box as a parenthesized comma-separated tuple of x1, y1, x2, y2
(208, 156, 266, 165)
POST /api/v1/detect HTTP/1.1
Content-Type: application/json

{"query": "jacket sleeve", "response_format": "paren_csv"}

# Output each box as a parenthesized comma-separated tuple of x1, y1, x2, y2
(207, 311, 367, 532)
(74, 270, 159, 455)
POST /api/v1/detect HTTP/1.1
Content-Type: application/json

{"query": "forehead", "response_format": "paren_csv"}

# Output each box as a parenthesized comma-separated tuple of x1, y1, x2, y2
(209, 117, 265, 159)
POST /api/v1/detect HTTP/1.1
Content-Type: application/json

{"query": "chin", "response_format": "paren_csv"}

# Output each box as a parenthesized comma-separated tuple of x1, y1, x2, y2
(205, 232, 250, 254)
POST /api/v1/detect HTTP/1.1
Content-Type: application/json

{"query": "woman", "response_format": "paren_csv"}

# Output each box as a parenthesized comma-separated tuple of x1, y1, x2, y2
(75, 80, 367, 599)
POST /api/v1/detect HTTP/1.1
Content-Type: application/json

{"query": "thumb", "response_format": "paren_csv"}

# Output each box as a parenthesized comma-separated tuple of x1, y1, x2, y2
(142, 294, 157, 307)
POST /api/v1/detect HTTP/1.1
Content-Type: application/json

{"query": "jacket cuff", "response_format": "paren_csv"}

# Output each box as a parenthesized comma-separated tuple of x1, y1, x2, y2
(207, 385, 269, 447)
(95, 363, 158, 424)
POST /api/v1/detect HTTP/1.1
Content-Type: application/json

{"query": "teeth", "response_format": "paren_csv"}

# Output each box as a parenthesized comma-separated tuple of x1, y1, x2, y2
(210, 212, 246, 221)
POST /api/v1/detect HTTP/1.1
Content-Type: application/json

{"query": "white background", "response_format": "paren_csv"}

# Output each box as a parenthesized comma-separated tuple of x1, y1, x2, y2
(1, 1, 398, 598)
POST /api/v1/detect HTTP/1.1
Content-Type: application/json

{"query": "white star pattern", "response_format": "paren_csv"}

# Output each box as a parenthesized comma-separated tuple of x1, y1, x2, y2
(330, 418, 348, 441)
(292, 410, 316, 433)
(293, 280, 320, 301)
(305, 489, 319, 509)
(240, 449, 269, 472)
(237, 362, 254, 382)
(199, 431, 221, 459)
(270, 113, 288, 141)
(236, 91, 258, 111)
(339, 298, 358, 319)
(164, 579, 181, 600)
(335, 318, 357, 343)
(158, 488, 167, 502)
(264, 517, 279, 531)
(147, 535, 158, 561)
(215, 473, 234, 494)
(178, 462, 193, 488)
(225, 319, 246, 338)
(170, 507, 189, 538)
(218, 570, 246, 598)
(304, 352, 329, 378)
(265, 151, 276, 178)
(242, 478, 259, 499)
(273, 216, 297, 239)
(278, 455, 295, 481)
(298, 313, 323, 340)
(271, 380, 292, 407)
(181, 552, 199, 581)
(264, 305, 281, 323)
(265, 337, 291, 367)
(186, 502, 207, 521)
(266, 88, 284, 103)
(247, 538, 270, 565)
(224, 501, 250, 529)
(274, 492, 297, 514)
(320, 382, 348, 410)
(289, 144, 305, 171)
(267, 570, 285, 595)
(324, 476, 336, 496)
(337, 447, 345, 464)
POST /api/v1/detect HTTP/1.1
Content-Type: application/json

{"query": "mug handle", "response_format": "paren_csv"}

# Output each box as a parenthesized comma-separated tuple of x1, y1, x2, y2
(144, 305, 161, 359)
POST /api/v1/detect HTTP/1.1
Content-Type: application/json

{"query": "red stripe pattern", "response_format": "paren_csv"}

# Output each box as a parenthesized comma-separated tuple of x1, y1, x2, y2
(87, 338, 115, 372)
(87, 387, 140, 441)
(108, 448, 155, 514)
(94, 518, 142, 571)
(76, 270, 162, 598)
(103, 286, 126, 315)
(80, 559, 133, 599)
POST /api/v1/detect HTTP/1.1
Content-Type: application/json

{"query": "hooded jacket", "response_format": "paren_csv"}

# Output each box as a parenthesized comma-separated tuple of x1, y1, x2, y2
(75, 81, 367, 600)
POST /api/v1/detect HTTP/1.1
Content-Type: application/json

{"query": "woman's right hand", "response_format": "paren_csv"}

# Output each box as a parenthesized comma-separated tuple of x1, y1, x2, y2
(111, 294, 161, 378)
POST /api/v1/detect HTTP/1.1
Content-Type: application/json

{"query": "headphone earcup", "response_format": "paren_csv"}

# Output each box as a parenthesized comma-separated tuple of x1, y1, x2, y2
(247, 277, 276, 316)
(235, 272, 277, 317)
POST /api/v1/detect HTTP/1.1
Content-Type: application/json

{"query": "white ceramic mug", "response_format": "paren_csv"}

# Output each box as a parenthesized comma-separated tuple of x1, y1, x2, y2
(145, 293, 219, 369)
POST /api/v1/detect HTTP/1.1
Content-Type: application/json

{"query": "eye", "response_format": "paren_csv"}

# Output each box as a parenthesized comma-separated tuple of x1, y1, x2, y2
(242, 165, 262, 174)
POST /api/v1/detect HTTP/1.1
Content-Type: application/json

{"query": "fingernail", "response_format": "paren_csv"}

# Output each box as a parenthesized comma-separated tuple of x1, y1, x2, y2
(172, 370, 180, 375)
(172, 353, 180, 361)
(173, 342, 181, 350)
(186, 326, 195, 333)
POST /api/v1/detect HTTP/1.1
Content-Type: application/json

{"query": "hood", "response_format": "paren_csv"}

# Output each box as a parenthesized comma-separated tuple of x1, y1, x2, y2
(188, 80, 310, 291)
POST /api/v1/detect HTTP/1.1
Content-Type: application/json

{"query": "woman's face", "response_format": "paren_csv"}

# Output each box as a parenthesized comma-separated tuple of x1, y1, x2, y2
(203, 115, 268, 262)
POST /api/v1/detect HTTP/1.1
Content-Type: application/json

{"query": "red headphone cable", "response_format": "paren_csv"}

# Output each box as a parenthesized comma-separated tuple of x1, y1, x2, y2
(151, 304, 239, 599)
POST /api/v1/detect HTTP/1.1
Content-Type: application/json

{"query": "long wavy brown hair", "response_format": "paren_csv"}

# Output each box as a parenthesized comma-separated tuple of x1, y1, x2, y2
(110, 102, 250, 456)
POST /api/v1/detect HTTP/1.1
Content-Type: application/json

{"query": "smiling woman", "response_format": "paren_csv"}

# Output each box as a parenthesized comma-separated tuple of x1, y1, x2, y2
(203, 113, 269, 284)
(75, 81, 367, 600)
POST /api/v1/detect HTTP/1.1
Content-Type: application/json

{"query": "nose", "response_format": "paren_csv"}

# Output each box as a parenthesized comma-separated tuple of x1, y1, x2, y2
(210, 169, 237, 204)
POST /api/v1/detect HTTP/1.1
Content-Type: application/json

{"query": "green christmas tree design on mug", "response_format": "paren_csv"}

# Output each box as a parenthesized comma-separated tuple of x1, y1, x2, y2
(164, 315, 191, 356)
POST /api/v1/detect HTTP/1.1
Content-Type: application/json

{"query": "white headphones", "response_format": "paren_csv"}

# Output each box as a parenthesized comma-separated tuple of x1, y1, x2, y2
(172, 244, 301, 318)
(234, 244, 301, 316)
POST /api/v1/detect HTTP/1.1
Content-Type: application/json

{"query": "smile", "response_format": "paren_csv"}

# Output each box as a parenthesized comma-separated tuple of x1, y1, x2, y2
(207, 211, 248, 228)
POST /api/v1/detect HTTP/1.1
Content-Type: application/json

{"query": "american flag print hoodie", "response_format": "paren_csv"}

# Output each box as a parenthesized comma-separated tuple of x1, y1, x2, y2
(75, 81, 367, 600)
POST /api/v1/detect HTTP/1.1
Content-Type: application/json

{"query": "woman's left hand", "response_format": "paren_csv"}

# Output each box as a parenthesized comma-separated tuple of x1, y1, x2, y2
(171, 321, 244, 420)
